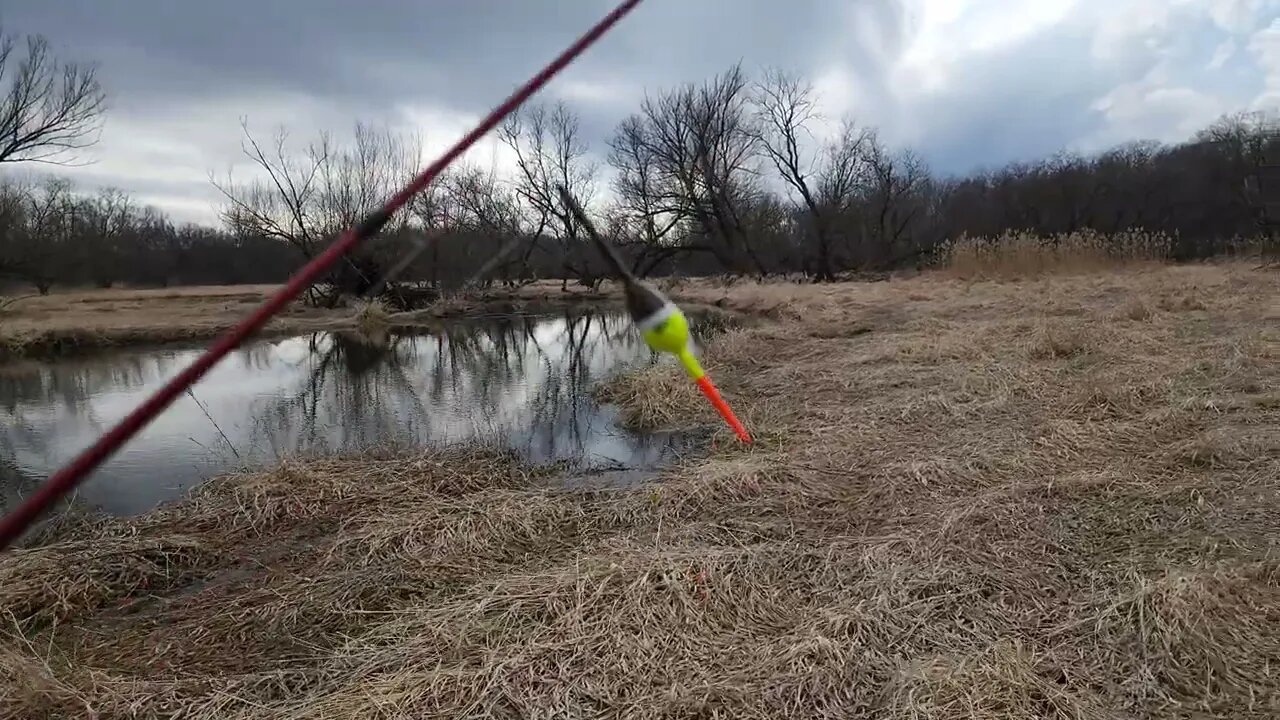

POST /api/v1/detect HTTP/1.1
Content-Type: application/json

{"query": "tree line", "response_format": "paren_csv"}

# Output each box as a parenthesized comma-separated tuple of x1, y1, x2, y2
(221, 62, 1278, 297)
(0, 178, 302, 292)
(1, 26, 1277, 301)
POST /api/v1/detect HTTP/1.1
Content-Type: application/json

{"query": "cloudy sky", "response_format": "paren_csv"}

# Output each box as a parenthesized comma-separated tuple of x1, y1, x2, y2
(2, 0, 1278, 225)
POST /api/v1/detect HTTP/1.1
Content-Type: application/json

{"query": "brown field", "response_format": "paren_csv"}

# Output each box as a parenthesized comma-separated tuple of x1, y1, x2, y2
(1, 262, 1278, 718)
(0, 285, 341, 356)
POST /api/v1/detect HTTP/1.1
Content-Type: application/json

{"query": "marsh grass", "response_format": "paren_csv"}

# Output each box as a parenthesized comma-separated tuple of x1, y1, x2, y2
(943, 229, 1175, 279)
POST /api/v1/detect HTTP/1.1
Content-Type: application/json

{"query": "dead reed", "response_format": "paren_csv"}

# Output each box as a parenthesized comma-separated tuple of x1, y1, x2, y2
(942, 228, 1175, 279)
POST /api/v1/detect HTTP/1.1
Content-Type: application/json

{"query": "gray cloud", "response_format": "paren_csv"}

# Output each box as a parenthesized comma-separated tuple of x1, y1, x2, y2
(904, 27, 1115, 175)
(3, 0, 905, 221)
(4, 1, 874, 109)
(1, 0, 1275, 223)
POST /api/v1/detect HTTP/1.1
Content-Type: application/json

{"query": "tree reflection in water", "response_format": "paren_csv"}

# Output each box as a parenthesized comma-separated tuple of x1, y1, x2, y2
(0, 311, 718, 514)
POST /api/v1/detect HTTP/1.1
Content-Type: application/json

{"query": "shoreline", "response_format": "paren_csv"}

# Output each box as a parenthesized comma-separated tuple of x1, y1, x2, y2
(0, 282, 739, 360)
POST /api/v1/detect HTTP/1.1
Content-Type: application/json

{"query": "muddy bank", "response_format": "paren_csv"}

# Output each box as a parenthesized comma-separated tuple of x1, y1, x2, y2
(388, 285, 736, 329)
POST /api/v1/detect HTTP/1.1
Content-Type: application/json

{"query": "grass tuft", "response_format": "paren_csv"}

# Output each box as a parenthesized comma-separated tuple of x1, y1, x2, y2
(352, 298, 391, 334)
(594, 361, 706, 430)
(1118, 296, 1154, 321)
(1029, 321, 1091, 359)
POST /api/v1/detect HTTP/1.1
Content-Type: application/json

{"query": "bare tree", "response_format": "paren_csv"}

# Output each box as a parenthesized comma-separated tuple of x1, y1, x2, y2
(0, 29, 107, 166)
(6, 177, 75, 293)
(752, 70, 824, 271)
(213, 121, 421, 303)
(499, 101, 599, 289)
(0, 62, 1271, 294)
(861, 135, 929, 267)
(817, 120, 874, 209)
(608, 63, 765, 275)
(0, 176, 320, 291)
(0, 179, 31, 283)
(396, 167, 457, 291)
(75, 186, 134, 287)
(440, 164, 541, 289)
(752, 69, 875, 279)
(606, 115, 703, 277)
(214, 123, 326, 258)
(685, 65, 766, 275)
(318, 123, 421, 232)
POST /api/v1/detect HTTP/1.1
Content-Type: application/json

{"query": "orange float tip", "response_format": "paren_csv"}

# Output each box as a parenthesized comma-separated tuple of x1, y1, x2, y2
(695, 375, 751, 443)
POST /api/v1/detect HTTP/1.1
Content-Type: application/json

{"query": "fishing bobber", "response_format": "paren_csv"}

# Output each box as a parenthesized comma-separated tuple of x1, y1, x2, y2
(556, 185, 751, 444)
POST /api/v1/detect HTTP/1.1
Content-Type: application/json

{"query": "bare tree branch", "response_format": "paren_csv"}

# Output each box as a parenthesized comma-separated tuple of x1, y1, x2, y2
(0, 29, 107, 166)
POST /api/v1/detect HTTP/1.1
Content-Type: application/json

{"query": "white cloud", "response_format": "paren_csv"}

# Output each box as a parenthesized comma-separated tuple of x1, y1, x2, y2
(884, 0, 1280, 169)
(393, 104, 519, 178)
(897, 0, 1079, 92)
(1086, 0, 1203, 65)
(1209, 38, 1239, 69)
(35, 93, 518, 225)
(905, 0, 1080, 61)
(1087, 84, 1226, 149)
(1208, 0, 1265, 34)
(809, 64, 860, 134)
(552, 78, 640, 108)
(17, 89, 358, 224)
(1249, 18, 1280, 109)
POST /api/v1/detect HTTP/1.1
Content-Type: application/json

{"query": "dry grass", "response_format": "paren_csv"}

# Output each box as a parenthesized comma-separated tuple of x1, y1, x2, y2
(592, 345, 739, 432)
(0, 285, 348, 357)
(594, 360, 701, 430)
(1, 263, 1278, 718)
(942, 229, 1176, 279)
(353, 298, 392, 334)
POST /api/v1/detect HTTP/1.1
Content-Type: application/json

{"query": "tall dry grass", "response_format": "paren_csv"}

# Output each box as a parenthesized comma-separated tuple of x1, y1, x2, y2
(0, 263, 1276, 718)
(942, 228, 1174, 278)
(940, 228, 1279, 280)
(352, 297, 391, 335)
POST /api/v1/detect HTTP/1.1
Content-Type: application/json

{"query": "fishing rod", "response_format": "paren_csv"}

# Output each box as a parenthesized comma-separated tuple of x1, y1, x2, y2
(0, 0, 646, 551)
(556, 185, 751, 443)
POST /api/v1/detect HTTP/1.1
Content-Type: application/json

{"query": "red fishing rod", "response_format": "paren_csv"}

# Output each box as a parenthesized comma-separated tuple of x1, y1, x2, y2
(0, 0, 645, 551)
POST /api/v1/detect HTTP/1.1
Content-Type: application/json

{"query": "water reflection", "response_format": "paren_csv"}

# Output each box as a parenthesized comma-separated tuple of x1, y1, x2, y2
(0, 311, 714, 515)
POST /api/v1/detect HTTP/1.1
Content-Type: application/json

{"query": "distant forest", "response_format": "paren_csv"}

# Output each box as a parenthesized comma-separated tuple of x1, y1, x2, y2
(1, 28, 1277, 305)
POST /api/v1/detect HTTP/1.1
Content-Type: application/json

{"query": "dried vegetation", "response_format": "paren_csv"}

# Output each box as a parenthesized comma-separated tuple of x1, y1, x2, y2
(939, 229, 1267, 280)
(0, 259, 1277, 718)
(0, 285, 344, 357)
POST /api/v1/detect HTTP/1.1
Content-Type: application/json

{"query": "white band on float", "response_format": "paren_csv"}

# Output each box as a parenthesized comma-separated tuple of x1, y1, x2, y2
(635, 301, 678, 331)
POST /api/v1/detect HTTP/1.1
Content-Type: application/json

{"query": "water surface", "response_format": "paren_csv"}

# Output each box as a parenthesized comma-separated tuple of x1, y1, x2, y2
(0, 311, 711, 514)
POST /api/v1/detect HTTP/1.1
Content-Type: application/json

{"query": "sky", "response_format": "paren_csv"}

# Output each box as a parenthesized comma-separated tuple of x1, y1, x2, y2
(1, 0, 1279, 226)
